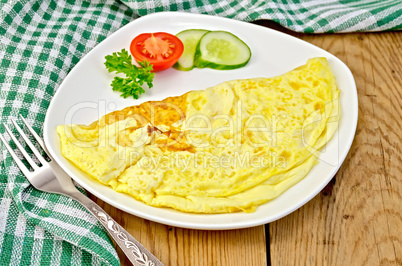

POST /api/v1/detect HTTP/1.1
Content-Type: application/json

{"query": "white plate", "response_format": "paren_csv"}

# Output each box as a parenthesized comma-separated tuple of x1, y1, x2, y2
(43, 12, 358, 230)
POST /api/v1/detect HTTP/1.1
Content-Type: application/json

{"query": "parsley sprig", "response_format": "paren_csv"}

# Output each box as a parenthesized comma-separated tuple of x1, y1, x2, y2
(104, 49, 154, 99)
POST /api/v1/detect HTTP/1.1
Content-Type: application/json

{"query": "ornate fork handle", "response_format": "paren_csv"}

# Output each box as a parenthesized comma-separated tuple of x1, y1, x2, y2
(70, 191, 163, 266)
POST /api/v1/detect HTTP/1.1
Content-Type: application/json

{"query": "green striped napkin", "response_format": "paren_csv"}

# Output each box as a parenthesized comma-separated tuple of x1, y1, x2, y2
(123, 0, 402, 33)
(1, 0, 400, 265)
(0, 1, 134, 265)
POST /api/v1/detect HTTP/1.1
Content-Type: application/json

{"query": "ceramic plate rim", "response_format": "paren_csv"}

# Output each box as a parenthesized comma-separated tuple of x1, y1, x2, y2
(43, 12, 358, 230)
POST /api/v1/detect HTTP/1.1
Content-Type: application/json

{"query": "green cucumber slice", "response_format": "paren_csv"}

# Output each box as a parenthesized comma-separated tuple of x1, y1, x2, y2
(173, 29, 209, 71)
(194, 31, 251, 70)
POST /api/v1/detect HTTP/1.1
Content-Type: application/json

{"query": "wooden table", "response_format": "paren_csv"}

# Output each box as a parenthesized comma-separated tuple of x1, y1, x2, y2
(91, 21, 402, 265)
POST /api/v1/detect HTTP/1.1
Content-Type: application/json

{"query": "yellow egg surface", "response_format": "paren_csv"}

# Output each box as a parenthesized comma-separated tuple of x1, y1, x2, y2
(57, 57, 340, 213)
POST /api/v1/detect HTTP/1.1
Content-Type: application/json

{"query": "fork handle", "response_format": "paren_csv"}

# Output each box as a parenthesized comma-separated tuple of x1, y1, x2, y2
(69, 192, 164, 266)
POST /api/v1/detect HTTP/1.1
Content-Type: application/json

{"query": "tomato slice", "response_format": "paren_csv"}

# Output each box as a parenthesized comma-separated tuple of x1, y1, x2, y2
(130, 32, 184, 72)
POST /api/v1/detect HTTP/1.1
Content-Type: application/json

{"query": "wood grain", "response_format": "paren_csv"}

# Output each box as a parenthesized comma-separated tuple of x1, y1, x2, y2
(90, 22, 402, 266)
(91, 197, 267, 265)
(267, 29, 402, 265)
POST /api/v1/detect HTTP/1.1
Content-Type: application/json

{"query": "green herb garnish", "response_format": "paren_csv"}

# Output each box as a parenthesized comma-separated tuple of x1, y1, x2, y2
(104, 48, 154, 99)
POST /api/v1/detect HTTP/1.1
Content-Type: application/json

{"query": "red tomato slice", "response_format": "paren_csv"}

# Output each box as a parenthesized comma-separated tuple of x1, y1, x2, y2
(130, 32, 184, 72)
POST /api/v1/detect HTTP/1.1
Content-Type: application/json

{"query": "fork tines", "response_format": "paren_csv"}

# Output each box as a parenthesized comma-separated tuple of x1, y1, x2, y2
(0, 115, 47, 176)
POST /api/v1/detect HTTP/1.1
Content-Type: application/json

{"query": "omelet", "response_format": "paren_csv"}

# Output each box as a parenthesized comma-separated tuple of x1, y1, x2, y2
(57, 57, 340, 213)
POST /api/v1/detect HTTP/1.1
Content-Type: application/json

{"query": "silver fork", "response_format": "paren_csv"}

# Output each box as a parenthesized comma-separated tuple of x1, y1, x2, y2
(0, 115, 163, 266)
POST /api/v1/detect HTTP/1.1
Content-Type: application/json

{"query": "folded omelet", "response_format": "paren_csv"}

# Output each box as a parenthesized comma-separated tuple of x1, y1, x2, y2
(57, 57, 340, 213)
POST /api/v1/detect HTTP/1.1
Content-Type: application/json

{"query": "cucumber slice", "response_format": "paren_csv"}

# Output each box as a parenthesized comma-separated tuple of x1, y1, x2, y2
(173, 29, 209, 71)
(194, 31, 251, 70)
